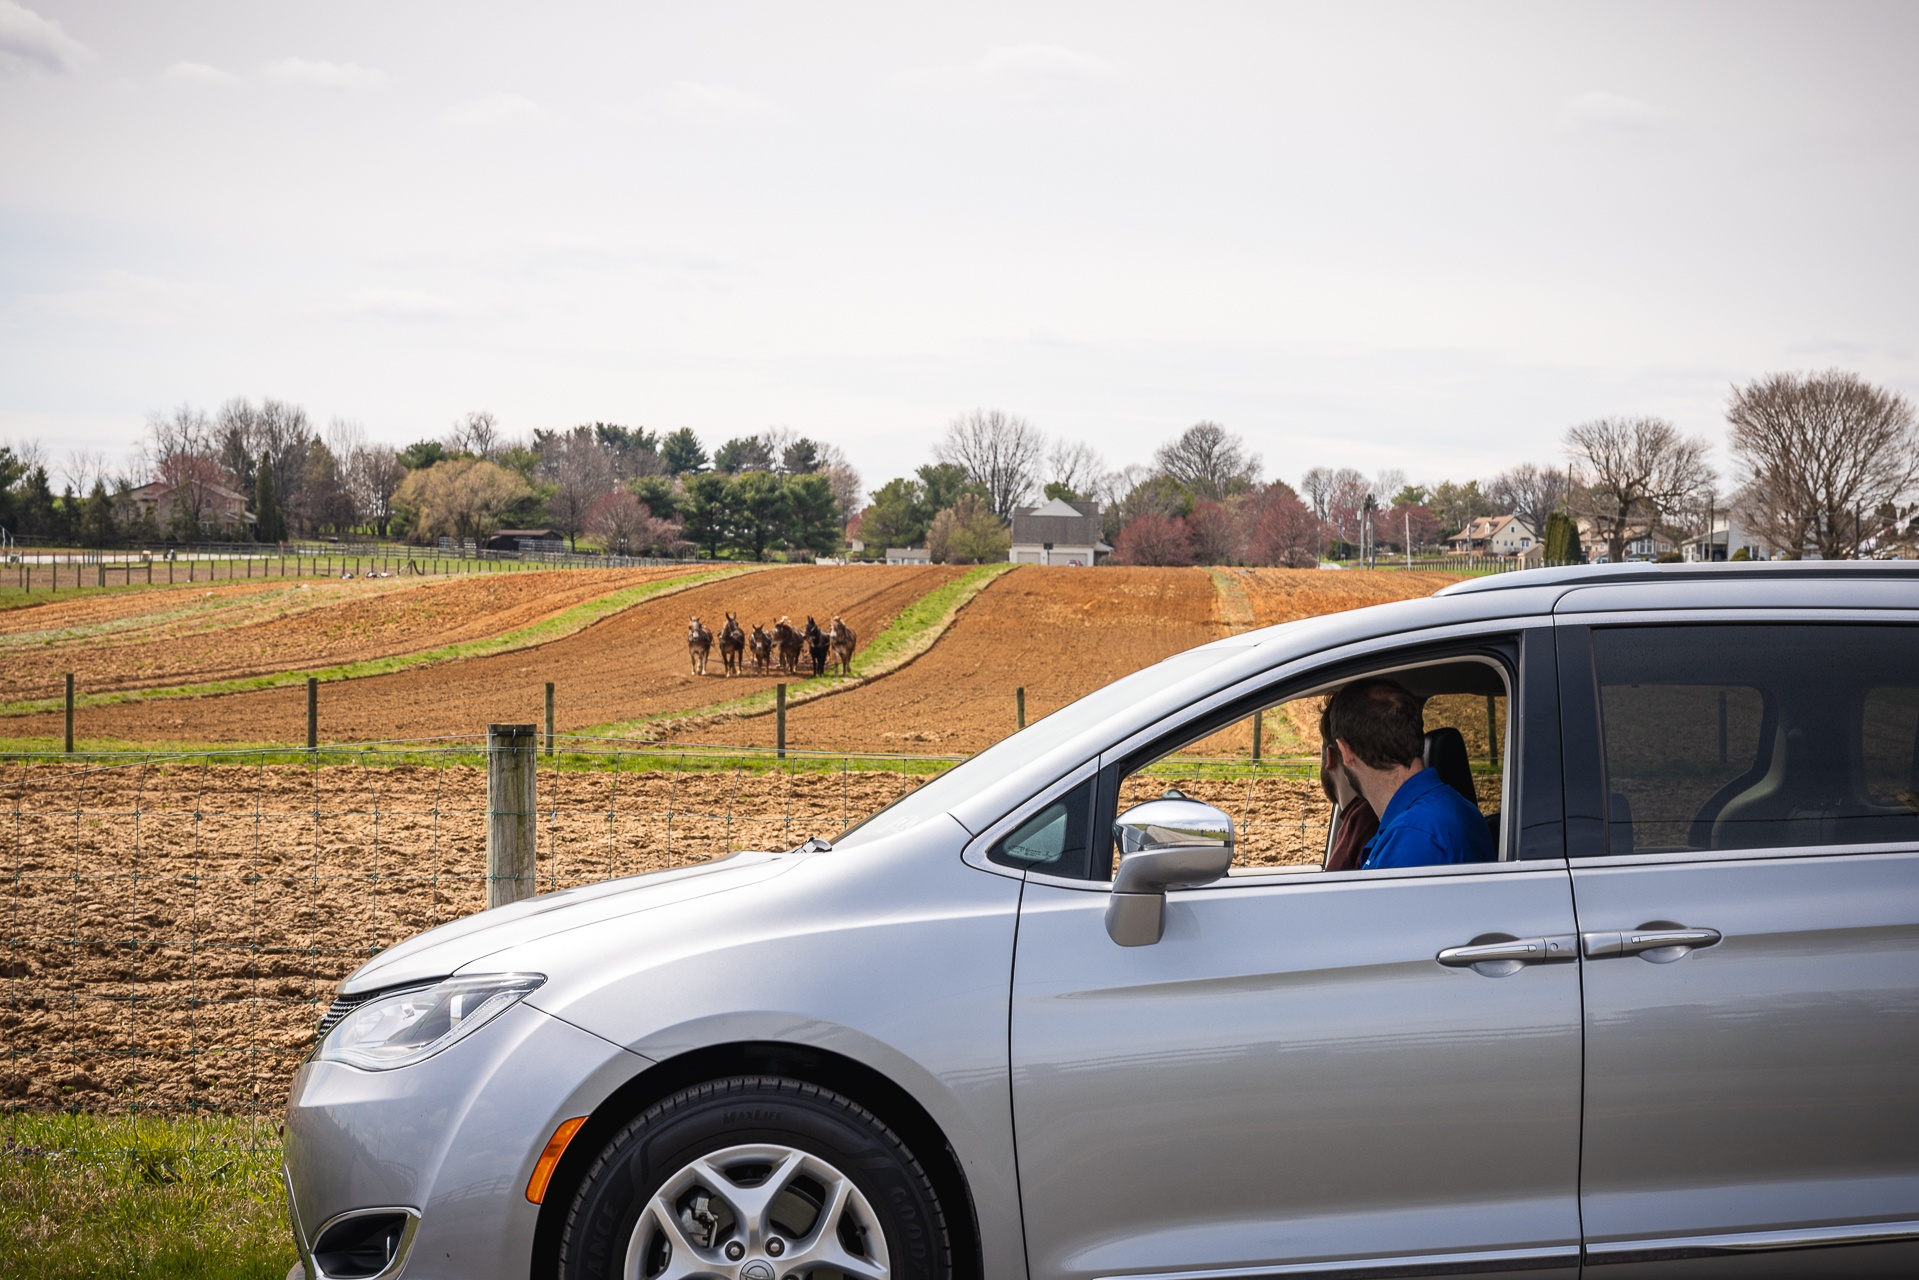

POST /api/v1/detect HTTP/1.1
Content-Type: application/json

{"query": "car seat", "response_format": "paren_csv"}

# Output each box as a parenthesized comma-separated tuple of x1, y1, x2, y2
(1423, 728, 1477, 804)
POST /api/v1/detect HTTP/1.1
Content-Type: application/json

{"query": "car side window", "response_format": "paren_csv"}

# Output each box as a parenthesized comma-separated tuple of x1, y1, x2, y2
(989, 778, 1095, 875)
(1591, 624, 1919, 854)
(1096, 652, 1513, 878)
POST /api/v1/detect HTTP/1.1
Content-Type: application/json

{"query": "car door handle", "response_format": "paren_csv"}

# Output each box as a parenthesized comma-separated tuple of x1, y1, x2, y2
(1582, 927, 1722, 959)
(1437, 934, 1578, 968)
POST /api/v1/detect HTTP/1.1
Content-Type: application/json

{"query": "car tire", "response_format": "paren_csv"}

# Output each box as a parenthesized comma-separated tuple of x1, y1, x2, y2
(558, 1074, 953, 1280)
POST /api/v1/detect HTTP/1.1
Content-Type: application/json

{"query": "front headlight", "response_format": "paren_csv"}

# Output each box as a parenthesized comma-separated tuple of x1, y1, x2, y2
(318, 973, 545, 1071)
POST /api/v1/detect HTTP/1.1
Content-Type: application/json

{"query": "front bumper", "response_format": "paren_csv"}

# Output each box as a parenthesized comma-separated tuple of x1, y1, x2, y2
(284, 1001, 648, 1280)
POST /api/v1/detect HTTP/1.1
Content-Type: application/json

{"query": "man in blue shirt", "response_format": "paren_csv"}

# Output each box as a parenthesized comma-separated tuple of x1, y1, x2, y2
(1326, 678, 1495, 869)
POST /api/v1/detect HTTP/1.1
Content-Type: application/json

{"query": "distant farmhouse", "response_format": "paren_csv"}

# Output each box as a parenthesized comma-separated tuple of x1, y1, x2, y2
(1446, 514, 1535, 558)
(885, 547, 932, 565)
(126, 478, 252, 538)
(1008, 498, 1108, 566)
(484, 528, 566, 554)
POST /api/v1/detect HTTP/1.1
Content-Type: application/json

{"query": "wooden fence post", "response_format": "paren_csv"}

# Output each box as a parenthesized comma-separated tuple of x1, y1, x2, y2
(1252, 710, 1263, 762)
(544, 682, 555, 758)
(1016, 687, 1026, 731)
(64, 674, 74, 753)
(1486, 695, 1499, 767)
(487, 724, 538, 907)
(776, 684, 787, 759)
(306, 677, 318, 751)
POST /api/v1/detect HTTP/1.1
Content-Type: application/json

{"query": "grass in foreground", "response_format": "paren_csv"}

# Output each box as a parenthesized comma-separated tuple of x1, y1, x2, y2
(0, 1113, 291, 1280)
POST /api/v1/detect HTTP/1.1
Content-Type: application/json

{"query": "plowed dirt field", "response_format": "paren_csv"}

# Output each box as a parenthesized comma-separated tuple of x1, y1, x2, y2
(0, 760, 924, 1113)
(4, 565, 964, 744)
(1223, 567, 1466, 626)
(674, 566, 1461, 754)
(674, 566, 1225, 753)
(0, 567, 697, 703)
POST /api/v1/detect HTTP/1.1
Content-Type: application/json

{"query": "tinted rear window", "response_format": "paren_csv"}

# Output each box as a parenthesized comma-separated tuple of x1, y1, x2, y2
(1593, 625, 1919, 854)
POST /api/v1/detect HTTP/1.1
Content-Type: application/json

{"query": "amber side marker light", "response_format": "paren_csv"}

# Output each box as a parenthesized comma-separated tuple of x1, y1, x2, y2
(526, 1116, 590, 1205)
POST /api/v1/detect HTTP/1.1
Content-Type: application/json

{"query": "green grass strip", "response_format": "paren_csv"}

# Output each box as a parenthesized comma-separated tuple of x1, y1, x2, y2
(1207, 567, 1257, 630)
(587, 562, 1016, 740)
(0, 1112, 292, 1280)
(0, 566, 758, 719)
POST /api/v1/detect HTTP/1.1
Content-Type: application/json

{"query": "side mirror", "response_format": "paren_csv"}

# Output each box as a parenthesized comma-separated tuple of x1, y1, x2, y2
(1105, 796, 1234, 946)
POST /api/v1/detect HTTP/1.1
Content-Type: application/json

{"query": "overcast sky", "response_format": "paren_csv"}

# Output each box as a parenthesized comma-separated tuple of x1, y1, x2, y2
(3, 0, 1915, 495)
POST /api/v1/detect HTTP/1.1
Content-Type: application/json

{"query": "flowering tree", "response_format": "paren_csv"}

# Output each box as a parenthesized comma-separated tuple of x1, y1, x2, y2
(1113, 513, 1194, 566)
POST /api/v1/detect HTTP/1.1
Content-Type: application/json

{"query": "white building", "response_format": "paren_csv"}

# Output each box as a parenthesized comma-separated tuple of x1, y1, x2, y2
(1680, 500, 1788, 562)
(1008, 498, 1108, 566)
(885, 547, 931, 565)
(1446, 513, 1535, 557)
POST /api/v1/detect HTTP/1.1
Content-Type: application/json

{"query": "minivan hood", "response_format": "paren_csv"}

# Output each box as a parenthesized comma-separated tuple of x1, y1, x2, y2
(338, 850, 802, 994)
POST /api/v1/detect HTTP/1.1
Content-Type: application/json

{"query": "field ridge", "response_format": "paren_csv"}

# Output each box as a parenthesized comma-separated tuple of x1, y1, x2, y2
(592, 562, 1015, 741)
(0, 567, 756, 719)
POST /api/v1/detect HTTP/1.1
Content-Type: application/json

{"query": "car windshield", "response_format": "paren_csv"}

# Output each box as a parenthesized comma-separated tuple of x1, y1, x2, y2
(834, 645, 1248, 847)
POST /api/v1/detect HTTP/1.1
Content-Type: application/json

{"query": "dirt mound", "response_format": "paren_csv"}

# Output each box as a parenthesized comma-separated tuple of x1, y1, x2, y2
(0, 568, 698, 704)
(7, 565, 963, 745)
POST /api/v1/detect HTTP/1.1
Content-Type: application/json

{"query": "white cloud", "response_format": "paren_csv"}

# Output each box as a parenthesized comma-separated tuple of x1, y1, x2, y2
(895, 43, 1120, 98)
(665, 80, 774, 120)
(1561, 90, 1667, 132)
(163, 61, 240, 88)
(345, 288, 459, 320)
(440, 92, 541, 127)
(0, 0, 92, 76)
(260, 57, 389, 91)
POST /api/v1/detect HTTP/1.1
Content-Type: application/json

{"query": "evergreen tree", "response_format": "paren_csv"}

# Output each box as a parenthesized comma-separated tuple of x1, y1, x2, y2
(784, 473, 841, 557)
(680, 473, 731, 557)
(661, 428, 709, 476)
(628, 475, 679, 522)
(81, 479, 118, 547)
(724, 471, 787, 560)
(254, 456, 287, 543)
(1543, 510, 1586, 565)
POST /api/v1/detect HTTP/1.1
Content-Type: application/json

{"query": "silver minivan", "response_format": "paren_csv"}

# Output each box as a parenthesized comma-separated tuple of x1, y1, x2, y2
(284, 563, 1919, 1280)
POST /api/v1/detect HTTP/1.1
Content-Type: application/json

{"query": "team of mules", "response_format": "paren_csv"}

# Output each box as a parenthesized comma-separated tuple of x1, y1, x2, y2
(687, 613, 856, 678)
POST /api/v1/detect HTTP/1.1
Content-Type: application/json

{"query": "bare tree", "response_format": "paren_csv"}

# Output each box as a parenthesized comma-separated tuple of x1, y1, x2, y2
(60, 448, 112, 496)
(815, 442, 864, 521)
(1322, 468, 1371, 548)
(1044, 439, 1106, 500)
(1727, 370, 1919, 560)
(352, 443, 405, 538)
(450, 410, 502, 460)
(142, 405, 227, 539)
(539, 426, 617, 550)
(1564, 416, 1714, 563)
(1153, 421, 1261, 500)
(936, 409, 1044, 519)
(1299, 466, 1335, 521)
(1488, 463, 1571, 539)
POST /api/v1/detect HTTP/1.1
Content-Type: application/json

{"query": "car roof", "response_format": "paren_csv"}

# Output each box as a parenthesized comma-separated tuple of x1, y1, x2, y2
(1436, 559, 1919, 598)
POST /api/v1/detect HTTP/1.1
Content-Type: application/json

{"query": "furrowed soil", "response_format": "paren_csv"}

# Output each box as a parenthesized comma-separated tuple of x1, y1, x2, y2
(3, 565, 964, 745)
(0, 567, 695, 703)
(0, 760, 926, 1115)
(672, 566, 1461, 754)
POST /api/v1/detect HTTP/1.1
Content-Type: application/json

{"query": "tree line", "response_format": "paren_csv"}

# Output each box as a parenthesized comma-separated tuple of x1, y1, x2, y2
(2, 368, 1911, 565)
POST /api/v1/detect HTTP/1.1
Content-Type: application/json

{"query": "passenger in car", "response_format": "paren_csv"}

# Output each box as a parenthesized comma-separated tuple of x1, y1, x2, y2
(1327, 678, 1496, 869)
(1320, 702, 1378, 871)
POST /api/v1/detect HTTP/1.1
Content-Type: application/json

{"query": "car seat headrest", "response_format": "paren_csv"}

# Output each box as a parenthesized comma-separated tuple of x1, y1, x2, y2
(1423, 727, 1478, 807)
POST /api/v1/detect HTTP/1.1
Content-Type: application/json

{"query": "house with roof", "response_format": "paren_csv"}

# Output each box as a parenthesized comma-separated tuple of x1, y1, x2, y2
(1446, 514, 1535, 557)
(126, 478, 252, 538)
(1008, 498, 1108, 566)
(885, 546, 931, 565)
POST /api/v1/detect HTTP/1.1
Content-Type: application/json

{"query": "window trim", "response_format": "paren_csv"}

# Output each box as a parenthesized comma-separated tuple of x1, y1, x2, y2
(1557, 615, 1919, 863)
(1077, 634, 1536, 886)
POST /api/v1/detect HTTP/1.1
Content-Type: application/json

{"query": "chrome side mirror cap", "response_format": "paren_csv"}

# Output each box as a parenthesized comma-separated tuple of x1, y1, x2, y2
(1105, 797, 1234, 947)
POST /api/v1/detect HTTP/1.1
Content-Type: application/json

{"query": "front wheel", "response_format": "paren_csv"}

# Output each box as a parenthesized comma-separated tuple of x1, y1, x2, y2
(558, 1076, 952, 1280)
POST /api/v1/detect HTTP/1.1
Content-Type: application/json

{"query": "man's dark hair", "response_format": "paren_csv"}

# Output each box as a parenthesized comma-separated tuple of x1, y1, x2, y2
(1328, 678, 1425, 769)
